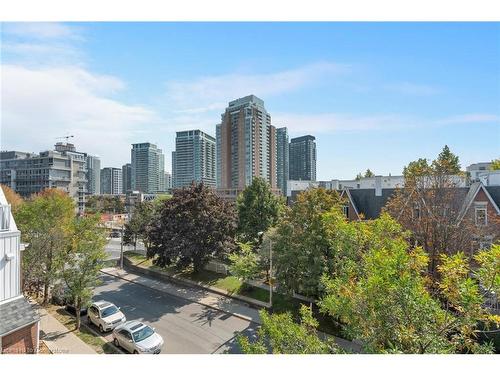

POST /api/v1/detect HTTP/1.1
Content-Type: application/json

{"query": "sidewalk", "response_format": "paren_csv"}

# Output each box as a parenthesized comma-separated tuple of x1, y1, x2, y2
(101, 267, 262, 323)
(34, 305, 97, 354)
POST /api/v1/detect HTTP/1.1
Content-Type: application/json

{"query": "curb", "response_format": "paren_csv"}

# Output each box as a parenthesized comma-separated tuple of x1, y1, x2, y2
(100, 269, 260, 325)
(122, 258, 270, 309)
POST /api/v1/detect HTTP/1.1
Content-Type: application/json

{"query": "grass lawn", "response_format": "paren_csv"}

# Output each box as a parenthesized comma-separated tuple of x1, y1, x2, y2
(122, 251, 344, 337)
(45, 304, 120, 354)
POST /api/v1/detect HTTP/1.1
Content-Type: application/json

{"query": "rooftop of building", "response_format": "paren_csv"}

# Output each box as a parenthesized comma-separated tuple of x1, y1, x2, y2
(290, 135, 316, 142)
(228, 94, 264, 108)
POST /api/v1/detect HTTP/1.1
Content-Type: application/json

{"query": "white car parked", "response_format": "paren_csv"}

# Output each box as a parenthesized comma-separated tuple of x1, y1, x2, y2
(87, 300, 126, 333)
(112, 320, 164, 354)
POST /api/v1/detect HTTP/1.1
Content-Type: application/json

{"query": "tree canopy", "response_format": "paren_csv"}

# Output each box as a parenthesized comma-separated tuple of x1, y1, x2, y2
(238, 306, 340, 354)
(16, 189, 75, 302)
(1, 184, 23, 214)
(273, 187, 345, 297)
(63, 214, 107, 329)
(236, 177, 284, 243)
(146, 183, 238, 273)
(319, 214, 499, 354)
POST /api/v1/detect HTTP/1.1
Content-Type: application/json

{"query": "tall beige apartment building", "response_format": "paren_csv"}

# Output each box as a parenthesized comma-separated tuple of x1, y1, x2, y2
(216, 95, 278, 198)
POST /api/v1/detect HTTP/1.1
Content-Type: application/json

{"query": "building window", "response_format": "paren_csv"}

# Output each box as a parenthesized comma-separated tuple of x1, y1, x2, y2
(343, 205, 349, 218)
(412, 204, 421, 220)
(475, 206, 487, 226)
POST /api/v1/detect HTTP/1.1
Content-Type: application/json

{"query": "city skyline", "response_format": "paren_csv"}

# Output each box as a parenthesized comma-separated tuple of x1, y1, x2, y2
(1, 22, 499, 180)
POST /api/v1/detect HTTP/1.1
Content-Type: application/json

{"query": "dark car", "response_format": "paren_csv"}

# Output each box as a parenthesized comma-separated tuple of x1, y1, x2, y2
(51, 283, 89, 316)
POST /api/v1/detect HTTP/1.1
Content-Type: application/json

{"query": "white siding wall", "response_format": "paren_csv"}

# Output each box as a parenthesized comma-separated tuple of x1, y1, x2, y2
(0, 187, 22, 302)
(0, 231, 21, 301)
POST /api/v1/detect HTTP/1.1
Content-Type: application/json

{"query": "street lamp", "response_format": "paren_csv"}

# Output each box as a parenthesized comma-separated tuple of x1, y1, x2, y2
(258, 231, 273, 309)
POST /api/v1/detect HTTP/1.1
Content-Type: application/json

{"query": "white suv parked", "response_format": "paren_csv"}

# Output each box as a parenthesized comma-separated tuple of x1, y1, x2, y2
(87, 300, 126, 333)
(112, 321, 164, 354)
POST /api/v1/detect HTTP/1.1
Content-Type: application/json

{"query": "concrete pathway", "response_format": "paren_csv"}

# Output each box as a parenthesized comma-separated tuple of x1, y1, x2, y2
(101, 267, 262, 323)
(34, 305, 97, 354)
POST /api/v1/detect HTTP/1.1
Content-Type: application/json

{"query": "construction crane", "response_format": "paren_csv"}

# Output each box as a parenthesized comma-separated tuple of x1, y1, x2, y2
(55, 135, 74, 142)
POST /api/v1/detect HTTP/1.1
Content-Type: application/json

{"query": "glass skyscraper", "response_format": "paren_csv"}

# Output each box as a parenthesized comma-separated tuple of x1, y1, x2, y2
(172, 130, 216, 189)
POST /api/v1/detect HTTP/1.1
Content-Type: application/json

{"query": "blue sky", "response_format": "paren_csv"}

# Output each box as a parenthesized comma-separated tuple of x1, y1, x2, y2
(1, 22, 499, 179)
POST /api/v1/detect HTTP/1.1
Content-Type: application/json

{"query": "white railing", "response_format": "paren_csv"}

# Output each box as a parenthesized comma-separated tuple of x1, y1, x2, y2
(0, 204, 12, 231)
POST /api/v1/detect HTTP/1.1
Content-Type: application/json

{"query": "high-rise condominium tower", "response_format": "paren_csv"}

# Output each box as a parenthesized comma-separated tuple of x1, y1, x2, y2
(172, 130, 216, 189)
(122, 163, 132, 194)
(131, 142, 165, 193)
(100, 167, 122, 195)
(216, 95, 277, 191)
(85, 154, 101, 195)
(289, 135, 317, 181)
(276, 127, 289, 195)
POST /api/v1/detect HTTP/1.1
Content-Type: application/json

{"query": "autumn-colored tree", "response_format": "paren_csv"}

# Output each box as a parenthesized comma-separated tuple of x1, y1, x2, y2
(491, 159, 500, 171)
(385, 145, 498, 279)
(16, 189, 75, 303)
(0, 184, 23, 214)
(146, 183, 237, 273)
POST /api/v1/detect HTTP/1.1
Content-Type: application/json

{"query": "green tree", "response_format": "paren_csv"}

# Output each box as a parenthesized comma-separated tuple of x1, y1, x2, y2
(123, 200, 155, 250)
(491, 159, 500, 171)
(432, 144, 461, 175)
(228, 242, 261, 283)
(238, 305, 340, 354)
(237, 177, 283, 243)
(319, 214, 498, 353)
(147, 183, 237, 273)
(16, 189, 75, 303)
(355, 173, 363, 181)
(63, 215, 107, 329)
(273, 187, 345, 297)
(364, 169, 375, 178)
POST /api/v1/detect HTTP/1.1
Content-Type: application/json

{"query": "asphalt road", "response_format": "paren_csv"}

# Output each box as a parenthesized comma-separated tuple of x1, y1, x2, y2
(91, 273, 259, 354)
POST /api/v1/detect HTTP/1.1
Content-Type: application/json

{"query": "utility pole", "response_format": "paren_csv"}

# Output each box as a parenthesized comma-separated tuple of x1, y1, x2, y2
(120, 223, 124, 269)
(269, 239, 273, 310)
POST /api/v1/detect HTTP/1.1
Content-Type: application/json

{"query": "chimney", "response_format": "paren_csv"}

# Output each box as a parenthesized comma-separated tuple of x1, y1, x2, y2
(375, 175, 382, 196)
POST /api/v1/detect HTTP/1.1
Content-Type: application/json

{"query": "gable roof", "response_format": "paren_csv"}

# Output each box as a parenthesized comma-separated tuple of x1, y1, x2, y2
(340, 189, 360, 220)
(0, 296, 39, 337)
(457, 182, 500, 223)
(346, 188, 397, 220)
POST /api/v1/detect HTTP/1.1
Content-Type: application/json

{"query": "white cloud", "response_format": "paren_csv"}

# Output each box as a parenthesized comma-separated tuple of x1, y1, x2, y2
(275, 111, 500, 135)
(2, 22, 83, 40)
(273, 112, 418, 135)
(1, 64, 157, 167)
(434, 113, 500, 125)
(164, 61, 350, 113)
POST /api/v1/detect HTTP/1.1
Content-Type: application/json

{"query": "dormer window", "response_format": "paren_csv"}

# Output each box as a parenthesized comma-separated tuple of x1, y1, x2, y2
(412, 204, 421, 220)
(474, 202, 487, 226)
(343, 205, 349, 218)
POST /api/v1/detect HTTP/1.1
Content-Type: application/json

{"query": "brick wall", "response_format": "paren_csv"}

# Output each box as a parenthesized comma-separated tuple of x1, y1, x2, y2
(1, 322, 38, 354)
